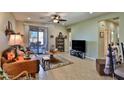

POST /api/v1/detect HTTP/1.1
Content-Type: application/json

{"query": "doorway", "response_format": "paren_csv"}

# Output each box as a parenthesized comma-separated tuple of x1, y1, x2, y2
(98, 17, 120, 58)
(66, 28, 72, 53)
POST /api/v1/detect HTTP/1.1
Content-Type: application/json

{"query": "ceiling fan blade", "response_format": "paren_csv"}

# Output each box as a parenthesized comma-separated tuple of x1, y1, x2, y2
(59, 19, 67, 21)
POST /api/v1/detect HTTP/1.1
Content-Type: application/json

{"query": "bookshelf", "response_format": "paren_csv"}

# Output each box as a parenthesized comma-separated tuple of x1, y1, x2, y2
(56, 32, 65, 52)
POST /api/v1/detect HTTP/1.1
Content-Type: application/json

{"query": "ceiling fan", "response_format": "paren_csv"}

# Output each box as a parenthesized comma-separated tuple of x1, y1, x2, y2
(50, 14, 67, 23)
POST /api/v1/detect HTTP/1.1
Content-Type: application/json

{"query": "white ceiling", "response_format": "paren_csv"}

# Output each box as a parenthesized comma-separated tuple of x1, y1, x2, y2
(12, 12, 109, 26)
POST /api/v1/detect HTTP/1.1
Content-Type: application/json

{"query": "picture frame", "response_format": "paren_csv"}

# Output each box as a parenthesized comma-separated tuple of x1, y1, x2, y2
(5, 21, 14, 36)
(99, 32, 104, 38)
(50, 35, 54, 38)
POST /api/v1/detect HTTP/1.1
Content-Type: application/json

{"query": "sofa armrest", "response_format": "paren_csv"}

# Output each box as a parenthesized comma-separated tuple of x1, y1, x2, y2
(12, 71, 29, 80)
(1, 57, 15, 68)
(3, 59, 40, 76)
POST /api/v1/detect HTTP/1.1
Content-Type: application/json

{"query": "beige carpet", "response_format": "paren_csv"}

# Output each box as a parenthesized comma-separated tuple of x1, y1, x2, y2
(38, 53, 112, 80)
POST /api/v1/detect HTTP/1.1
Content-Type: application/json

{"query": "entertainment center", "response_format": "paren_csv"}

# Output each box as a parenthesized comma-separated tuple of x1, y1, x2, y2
(70, 40, 86, 59)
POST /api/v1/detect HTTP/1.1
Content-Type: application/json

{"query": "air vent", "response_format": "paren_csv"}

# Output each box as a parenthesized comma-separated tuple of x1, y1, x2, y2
(113, 17, 119, 20)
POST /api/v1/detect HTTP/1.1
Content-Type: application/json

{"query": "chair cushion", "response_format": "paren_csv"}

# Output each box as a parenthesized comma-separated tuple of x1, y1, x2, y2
(114, 64, 124, 78)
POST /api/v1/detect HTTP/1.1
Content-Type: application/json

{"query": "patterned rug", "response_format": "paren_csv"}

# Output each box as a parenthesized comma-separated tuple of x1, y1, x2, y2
(39, 54, 73, 71)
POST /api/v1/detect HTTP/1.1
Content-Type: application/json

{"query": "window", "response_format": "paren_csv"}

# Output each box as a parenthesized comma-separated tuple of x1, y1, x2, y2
(29, 26, 45, 54)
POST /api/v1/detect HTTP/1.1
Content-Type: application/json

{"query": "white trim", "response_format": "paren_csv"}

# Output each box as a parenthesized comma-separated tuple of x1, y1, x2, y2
(86, 56, 96, 61)
(120, 42, 124, 63)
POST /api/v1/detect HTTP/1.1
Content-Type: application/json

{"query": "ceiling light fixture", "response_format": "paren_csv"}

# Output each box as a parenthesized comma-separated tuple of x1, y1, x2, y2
(51, 14, 67, 23)
(51, 16, 54, 19)
(62, 23, 65, 25)
(56, 16, 60, 19)
(89, 12, 93, 14)
(27, 17, 31, 20)
(53, 19, 59, 23)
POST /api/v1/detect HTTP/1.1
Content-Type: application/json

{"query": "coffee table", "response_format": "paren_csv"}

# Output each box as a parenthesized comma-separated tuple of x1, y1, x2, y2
(42, 56, 63, 71)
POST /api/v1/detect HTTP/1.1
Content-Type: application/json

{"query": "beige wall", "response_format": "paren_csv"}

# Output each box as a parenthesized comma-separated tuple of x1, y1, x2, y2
(16, 21, 69, 52)
(16, 21, 27, 46)
(48, 24, 69, 52)
(16, 21, 24, 34)
(0, 12, 16, 52)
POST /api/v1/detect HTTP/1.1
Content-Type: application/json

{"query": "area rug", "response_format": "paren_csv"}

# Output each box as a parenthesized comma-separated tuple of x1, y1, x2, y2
(41, 54, 73, 71)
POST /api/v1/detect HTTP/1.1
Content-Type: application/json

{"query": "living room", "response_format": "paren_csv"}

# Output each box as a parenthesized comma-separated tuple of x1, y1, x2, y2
(1, 0, 124, 93)
(0, 12, 124, 80)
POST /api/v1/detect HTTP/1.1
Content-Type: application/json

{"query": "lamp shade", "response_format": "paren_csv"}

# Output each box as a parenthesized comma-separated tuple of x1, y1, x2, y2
(8, 34, 23, 46)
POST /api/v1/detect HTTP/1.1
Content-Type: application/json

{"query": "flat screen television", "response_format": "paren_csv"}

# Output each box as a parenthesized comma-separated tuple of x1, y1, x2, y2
(72, 40, 86, 52)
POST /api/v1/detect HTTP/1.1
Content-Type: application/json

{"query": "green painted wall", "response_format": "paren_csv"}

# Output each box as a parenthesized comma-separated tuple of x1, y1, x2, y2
(70, 19, 98, 59)
(69, 12, 124, 59)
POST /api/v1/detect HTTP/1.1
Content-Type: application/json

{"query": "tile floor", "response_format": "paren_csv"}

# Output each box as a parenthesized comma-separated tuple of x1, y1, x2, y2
(38, 53, 112, 80)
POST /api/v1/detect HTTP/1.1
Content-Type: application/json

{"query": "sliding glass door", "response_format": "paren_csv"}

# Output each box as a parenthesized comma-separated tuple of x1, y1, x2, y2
(29, 30, 44, 54)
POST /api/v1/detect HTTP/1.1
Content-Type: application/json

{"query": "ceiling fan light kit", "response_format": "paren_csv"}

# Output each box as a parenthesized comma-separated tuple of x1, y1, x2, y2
(51, 14, 67, 23)
(51, 15, 60, 19)
(53, 19, 59, 23)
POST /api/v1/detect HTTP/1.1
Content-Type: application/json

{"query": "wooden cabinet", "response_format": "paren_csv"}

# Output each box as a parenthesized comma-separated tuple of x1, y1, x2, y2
(96, 59, 106, 75)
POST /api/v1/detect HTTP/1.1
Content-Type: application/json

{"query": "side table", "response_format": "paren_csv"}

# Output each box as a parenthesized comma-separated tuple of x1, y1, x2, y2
(42, 56, 50, 71)
(96, 59, 106, 75)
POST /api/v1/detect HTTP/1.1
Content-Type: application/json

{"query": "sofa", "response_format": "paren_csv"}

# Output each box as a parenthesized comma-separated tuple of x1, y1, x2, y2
(0, 46, 40, 79)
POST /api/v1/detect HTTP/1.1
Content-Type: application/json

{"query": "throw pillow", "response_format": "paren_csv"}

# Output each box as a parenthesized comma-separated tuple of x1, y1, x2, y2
(17, 56, 24, 61)
(7, 51, 15, 61)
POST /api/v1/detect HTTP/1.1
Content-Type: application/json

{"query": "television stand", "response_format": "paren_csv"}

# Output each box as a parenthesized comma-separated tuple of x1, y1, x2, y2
(70, 49, 85, 59)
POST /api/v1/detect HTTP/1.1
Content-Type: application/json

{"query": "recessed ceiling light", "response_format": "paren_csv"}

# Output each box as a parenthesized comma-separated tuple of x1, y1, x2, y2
(89, 12, 93, 14)
(27, 17, 31, 20)
(62, 23, 65, 25)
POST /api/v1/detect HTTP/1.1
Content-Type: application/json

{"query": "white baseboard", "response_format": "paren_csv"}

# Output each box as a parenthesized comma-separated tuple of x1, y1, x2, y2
(86, 56, 96, 61)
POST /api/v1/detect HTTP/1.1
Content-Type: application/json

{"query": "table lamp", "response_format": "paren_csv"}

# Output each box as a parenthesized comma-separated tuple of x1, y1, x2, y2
(8, 34, 23, 46)
(8, 34, 24, 58)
